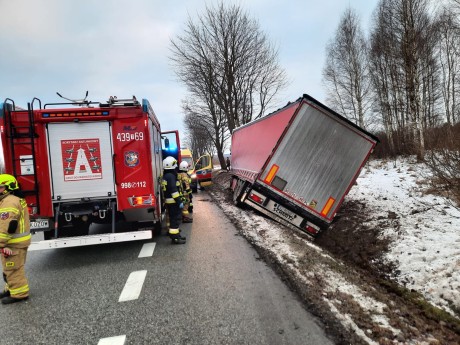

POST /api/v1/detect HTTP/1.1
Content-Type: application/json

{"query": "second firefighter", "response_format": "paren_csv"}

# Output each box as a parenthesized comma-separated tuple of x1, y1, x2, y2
(161, 156, 187, 244)
(178, 161, 193, 223)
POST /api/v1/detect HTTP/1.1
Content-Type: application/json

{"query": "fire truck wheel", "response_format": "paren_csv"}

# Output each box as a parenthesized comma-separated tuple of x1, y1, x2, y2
(44, 230, 54, 240)
(58, 219, 90, 238)
(153, 220, 162, 237)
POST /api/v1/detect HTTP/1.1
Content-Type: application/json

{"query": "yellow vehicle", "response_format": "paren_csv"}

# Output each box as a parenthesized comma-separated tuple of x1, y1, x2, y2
(180, 148, 197, 192)
(180, 149, 213, 192)
(180, 148, 195, 171)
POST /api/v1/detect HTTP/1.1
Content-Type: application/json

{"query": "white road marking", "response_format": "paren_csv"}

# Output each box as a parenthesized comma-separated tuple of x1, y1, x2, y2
(138, 242, 156, 258)
(118, 270, 147, 302)
(98, 335, 126, 345)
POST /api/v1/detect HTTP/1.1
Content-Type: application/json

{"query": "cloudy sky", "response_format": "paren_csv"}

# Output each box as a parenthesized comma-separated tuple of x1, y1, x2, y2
(0, 0, 378, 137)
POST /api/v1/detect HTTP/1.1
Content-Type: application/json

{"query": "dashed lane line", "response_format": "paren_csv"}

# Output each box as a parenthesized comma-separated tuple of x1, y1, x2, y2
(138, 242, 156, 258)
(118, 270, 147, 302)
(103, 244, 152, 342)
(98, 335, 126, 345)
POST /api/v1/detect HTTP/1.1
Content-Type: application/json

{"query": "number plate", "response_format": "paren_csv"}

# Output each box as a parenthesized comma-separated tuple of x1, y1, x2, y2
(266, 200, 303, 227)
(30, 219, 49, 230)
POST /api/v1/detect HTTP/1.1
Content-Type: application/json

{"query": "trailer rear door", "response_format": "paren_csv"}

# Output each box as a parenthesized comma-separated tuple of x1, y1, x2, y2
(260, 101, 375, 221)
(47, 122, 115, 200)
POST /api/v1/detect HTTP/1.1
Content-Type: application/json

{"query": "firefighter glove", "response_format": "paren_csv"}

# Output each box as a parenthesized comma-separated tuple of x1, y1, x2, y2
(1, 248, 12, 257)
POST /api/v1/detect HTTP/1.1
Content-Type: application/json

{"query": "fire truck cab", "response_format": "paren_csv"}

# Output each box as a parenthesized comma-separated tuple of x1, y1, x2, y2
(0, 96, 180, 250)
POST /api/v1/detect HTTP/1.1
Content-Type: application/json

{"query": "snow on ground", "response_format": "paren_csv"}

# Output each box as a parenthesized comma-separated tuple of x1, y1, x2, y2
(350, 157, 460, 316)
(209, 156, 460, 343)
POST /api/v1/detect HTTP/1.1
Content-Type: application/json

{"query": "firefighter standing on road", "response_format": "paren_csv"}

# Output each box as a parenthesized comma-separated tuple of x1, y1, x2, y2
(178, 161, 193, 223)
(0, 174, 31, 304)
(162, 157, 186, 244)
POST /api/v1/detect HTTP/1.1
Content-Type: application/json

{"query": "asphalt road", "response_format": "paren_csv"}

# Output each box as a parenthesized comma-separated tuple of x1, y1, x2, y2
(0, 191, 334, 345)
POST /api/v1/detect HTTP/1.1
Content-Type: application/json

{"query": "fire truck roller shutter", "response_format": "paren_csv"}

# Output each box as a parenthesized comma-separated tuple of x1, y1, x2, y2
(47, 122, 116, 201)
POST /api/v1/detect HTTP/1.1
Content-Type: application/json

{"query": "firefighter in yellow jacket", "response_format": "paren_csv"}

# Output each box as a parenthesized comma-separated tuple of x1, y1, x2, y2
(0, 174, 31, 304)
(178, 161, 193, 223)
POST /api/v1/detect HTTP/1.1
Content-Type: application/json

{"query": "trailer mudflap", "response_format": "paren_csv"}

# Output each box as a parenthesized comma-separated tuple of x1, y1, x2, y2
(29, 230, 152, 251)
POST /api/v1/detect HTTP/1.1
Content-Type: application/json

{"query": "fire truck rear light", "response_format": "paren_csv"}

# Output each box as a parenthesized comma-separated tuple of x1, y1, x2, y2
(128, 195, 155, 207)
(249, 193, 264, 204)
(28, 206, 38, 215)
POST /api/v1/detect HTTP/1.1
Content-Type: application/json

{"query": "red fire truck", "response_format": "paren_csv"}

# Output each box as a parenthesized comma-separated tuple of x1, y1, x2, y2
(0, 95, 181, 250)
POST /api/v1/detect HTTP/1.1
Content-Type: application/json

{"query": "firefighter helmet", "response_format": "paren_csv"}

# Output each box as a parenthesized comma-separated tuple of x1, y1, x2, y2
(163, 156, 178, 170)
(179, 161, 189, 171)
(0, 174, 18, 191)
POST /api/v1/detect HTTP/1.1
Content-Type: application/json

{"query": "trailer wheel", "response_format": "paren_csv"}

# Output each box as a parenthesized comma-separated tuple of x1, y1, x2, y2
(233, 179, 246, 206)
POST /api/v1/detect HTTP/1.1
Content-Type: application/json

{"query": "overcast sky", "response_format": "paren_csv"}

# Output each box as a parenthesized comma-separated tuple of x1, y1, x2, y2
(0, 0, 378, 138)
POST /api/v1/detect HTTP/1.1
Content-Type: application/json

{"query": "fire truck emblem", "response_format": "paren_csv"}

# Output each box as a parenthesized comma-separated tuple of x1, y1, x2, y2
(61, 138, 102, 181)
(0, 212, 9, 220)
(124, 151, 139, 167)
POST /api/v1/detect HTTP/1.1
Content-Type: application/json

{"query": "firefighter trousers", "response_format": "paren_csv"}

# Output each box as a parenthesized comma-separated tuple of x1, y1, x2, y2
(182, 194, 192, 218)
(1, 248, 29, 299)
(166, 203, 182, 232)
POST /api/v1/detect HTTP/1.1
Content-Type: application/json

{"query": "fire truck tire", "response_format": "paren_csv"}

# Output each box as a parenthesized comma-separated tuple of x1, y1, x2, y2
(44, 230, 54, 240)
(153, 220, 162, 237)
(58, 219, 90, 238)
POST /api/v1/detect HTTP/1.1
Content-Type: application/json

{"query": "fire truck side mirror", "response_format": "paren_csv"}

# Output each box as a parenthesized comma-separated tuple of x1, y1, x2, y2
(165, 138, 170, 149)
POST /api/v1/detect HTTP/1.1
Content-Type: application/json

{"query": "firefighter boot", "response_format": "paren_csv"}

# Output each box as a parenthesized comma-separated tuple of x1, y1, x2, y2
(1, 296, 28, 304)
(0, 290, 9, 299)
(182, 216, 193, 223)
(169, 233, 186, 245)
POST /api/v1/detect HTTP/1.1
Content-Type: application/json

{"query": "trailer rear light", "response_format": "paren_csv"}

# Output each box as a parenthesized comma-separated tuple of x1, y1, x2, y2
(306, 225, 319, 235)
(321, 197, 336, 216)
(305, 223, 320, 235)
(128, 195, 155, 207)
(264, 164, 279, 184)
(248, 193, 264, 204)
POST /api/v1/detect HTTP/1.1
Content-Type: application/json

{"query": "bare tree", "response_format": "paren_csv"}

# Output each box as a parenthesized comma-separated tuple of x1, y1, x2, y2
(323, 8, 373, 130)
(182, 96, 230, 168)
(368, 0, 437, 159)
(436, 6, 460, 125)
(183, 113, 215, 158)
(170, 2, 287, 166)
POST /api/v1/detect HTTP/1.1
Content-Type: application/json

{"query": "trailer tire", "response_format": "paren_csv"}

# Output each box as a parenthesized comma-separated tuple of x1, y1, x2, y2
(233, 179, 246, 206)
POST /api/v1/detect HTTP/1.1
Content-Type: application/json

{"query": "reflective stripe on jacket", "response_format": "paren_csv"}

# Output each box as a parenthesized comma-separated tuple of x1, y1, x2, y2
(0, 194, 31, 249)
(162, 171, 181, 204)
